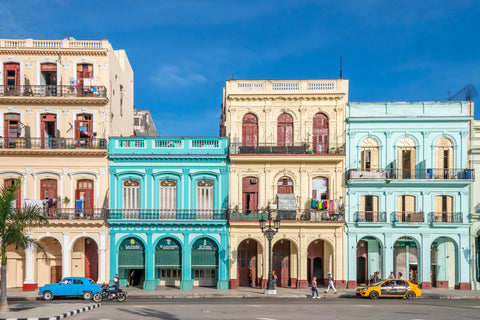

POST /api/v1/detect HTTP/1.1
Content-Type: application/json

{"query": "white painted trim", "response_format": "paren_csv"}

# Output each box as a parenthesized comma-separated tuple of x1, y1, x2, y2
(0, 58, 24, 86)
(36, 109, 60, 137)
(36, 58, 60, 87)
(0, 108, 24, 138)
(68, 233, 100, 252)
(32, 170, 62, 177)
(71, 109, 97, 139)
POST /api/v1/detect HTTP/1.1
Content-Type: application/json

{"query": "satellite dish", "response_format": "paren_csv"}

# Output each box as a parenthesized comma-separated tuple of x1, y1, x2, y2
(449, 84, 478, 101)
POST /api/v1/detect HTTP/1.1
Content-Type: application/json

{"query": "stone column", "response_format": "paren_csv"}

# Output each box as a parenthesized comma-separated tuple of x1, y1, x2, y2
(23, 239, 37, 291)
(98, 232, 106, 284)
(62, 232, 70, 278)
(180, 233, 193, 289)
(143, 232, 156, 290)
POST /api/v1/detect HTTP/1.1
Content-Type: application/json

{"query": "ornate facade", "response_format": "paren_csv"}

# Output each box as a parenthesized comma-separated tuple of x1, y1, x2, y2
(346, 101, 473, 290)
(470, 120, 480, 290)
(221, 79, 348, 289)
(0, 38, 133, 290)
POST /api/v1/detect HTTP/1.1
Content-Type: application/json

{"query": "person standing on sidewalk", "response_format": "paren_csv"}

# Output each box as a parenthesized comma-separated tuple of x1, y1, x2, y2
(311, 277, 319, 299)
(324, 272, 337, 294)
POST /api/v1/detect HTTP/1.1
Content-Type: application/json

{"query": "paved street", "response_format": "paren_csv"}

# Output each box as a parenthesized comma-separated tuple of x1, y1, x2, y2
(40, 299, 480, 320)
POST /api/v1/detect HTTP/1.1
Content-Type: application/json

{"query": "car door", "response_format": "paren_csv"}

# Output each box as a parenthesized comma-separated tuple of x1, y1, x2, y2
(73, 278, 84, 296)
(380, 280, 396, 296)
(395, 280, 409, 296)
(58, 278, 73, 296)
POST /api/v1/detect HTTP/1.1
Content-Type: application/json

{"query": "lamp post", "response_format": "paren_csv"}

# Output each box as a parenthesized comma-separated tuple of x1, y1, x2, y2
(259, 206, 280, 294)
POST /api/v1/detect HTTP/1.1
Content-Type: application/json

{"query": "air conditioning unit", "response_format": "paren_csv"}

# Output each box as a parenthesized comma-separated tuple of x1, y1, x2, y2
(250, 178, 258, 184)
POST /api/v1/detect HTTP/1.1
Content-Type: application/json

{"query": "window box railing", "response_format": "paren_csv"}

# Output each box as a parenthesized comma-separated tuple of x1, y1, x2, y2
(348, 168, 474, 180)
(428, 211, 463, 223)
(230, 143, 345, 155)
(0, 85, 107, 98)
(108, 209, 227, 220)
(0, 137, 107, 150)
(37, 208, 106, 220)
(394, 211, 425, 223)
(354, 211, 387, 222)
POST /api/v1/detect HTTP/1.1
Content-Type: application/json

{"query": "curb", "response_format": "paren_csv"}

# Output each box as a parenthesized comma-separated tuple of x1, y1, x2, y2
(0, 303, 101, 320)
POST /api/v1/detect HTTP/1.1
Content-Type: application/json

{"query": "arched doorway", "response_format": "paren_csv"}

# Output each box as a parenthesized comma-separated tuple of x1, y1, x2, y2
(431, 237, 457, 288)
(242, 113, 258, 147)
(36, 237, 62, 286)
(277, 113, 293, 147)
(155, 238, 182, 287)
(307, 240, 324, 284)
(191, 238, 218, 287)
(357, 237, 382, 285)
(118, 237, 145, 287)
(71, 237, 98, 282)
(237, 239, 258, 287)
(394, 236, 419, 283)
(5, 244, 25, 288)
(273, 240, 290, 287)
(312, 113, 328, 153)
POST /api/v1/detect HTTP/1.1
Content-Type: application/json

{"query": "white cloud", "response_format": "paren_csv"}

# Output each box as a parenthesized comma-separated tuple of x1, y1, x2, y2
(151, 64, 208, 88)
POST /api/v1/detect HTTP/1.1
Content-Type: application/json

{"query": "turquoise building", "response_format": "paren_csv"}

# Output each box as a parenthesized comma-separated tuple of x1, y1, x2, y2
(108, 137, 229, 290)
(345, 101, 473, 290)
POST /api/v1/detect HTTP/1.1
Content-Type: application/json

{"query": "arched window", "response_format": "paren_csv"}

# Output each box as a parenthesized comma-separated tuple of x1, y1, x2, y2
(160, 180, 177, 218)
(242, 113, 258, 147)
(361, 138, 379, 171)
(277, 113, 293, 147)
(123, 179, 140, 210)
(435, 137, 454, 179)
(398, 137, 416, 179)
(277, 176, 293, 194)
(312, 113, 328, 153)
(197, 180, 213, 219)
(242, 177, 258, 213)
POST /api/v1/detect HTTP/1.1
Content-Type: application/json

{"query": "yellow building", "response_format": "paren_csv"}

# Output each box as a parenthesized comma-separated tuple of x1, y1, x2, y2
(221, 79, 348, 289)
(0, 38, 133, 290)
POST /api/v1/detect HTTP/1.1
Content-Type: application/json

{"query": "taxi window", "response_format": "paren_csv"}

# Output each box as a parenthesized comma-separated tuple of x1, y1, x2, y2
(73, 279, 83, 284)
(396, 280, 407, 286)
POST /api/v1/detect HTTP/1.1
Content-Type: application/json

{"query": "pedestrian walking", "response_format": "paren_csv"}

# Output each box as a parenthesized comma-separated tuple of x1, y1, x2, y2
(311, 276, 319, 299)
(324, 272, 337, 294)
(272, 270, 277, 289)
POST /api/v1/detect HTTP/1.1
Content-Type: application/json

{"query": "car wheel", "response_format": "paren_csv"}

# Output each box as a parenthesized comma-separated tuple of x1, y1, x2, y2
(82, 291, 93, 300)
(93, 293, 102, 302)
(406, 291, 416, 300)
(369, 291, 379, 299)
(43, 291, 53, 301)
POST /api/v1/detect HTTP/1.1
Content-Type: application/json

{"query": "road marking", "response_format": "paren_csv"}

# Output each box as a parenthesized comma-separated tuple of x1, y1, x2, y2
(249, 305, 263, 307)
(355, 305, 374, 308)
(257, 318, 277, 320)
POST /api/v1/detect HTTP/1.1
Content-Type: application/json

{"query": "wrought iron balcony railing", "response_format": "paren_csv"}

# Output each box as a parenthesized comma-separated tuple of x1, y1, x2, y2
(230, 143, 345, 155)
(429, 211, 463, 223)
(1, 137, 107, 150)
(0, 85, 107, 98)
(348, 168, 474, 180)
(394, 211, 425, 223)
(108, 209, 227, 220)
(38, 208, 106, 220)
(354, 211, 387, 222)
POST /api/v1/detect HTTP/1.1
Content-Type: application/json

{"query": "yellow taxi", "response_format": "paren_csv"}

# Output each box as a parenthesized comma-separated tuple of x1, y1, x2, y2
(356, 279, 422, 299)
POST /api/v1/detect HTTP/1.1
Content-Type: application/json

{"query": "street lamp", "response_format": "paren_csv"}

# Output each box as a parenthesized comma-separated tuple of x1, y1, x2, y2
(259, 206, 280, 294)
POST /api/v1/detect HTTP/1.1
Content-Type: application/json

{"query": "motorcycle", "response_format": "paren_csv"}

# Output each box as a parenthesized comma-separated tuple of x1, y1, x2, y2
(93, 285, 127, 302)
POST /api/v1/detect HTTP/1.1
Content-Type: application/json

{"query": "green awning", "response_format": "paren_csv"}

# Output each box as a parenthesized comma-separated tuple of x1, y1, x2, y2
(191, 238, 218, 268)
(155, 238, 182, 267)
(118, 237, 145, 268)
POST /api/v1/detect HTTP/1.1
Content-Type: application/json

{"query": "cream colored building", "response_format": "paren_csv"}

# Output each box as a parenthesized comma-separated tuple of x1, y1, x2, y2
(0, 38, 133, 290)
(221, 79, 348, 289)
(470, 120, 480, 290)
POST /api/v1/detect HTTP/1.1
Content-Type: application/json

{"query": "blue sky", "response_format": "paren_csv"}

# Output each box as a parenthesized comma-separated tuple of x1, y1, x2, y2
(2, 0, 479, 136)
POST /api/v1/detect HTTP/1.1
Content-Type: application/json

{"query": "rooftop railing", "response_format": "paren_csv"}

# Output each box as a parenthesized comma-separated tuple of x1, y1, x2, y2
(0, 138, 107, 150)
(230, 143, 345, 155)
(108, 209, 227, 220)
(0, 39, 110, 50)
(0, 85, 107, 98)
(347, 168, 474, 180)
(227, 79, 348, 94)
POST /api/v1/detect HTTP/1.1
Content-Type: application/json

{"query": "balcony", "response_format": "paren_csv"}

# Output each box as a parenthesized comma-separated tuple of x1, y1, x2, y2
(108, 209, 227, 220)
(230, 143, 345, 155)
(354, 211, 387, 222)
(347, 168, 474, 180)
(0, 137, 107, 150)
(39, 208, 106, 220)
(228, 210, 345, 222)
(429, 212, 463, 223)
(0, 85, 107, 98)
(109, 137, 229, 156)
(226, 79, 348, 95)
(0, 39, 110, 50)
(394, 211, 425, 223)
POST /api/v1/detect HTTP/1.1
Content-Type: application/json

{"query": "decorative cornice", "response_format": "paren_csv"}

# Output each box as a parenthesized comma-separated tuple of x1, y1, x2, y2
(0, 96, 108, 105)
(0, 48, 108, 56)
(228, 93, 345, 102)
(0, 149, 108, 156)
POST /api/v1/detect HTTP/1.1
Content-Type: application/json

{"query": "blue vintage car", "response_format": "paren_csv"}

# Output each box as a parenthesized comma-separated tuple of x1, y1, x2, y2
(39, 277, 102, 301)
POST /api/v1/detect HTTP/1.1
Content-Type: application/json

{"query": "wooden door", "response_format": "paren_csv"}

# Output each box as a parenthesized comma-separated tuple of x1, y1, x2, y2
(40, 114, 57, 148)
(242, 113, 258, 146)
(41, 179, 57, 216)
(313, 113, 329, 153)
(4, 63, 20, 95)
(273, 240, 290, 287)
(4, 113, 20, 148)
(277, 177, 293, 194)
(242, 177, 258, 213)
(85, 239, 98, 282)
(76, 179, 94, 216)
(76, 64, 93, 96)
(4, 178, 21, 208)
(277, 113, 293, 146)
(237, 240, 257, 287)
(75, 114, 93, 139)
(51, 266, 62, 283)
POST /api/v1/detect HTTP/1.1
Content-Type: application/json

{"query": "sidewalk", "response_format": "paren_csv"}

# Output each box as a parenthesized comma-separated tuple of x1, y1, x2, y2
(3, 286, 480, 320)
